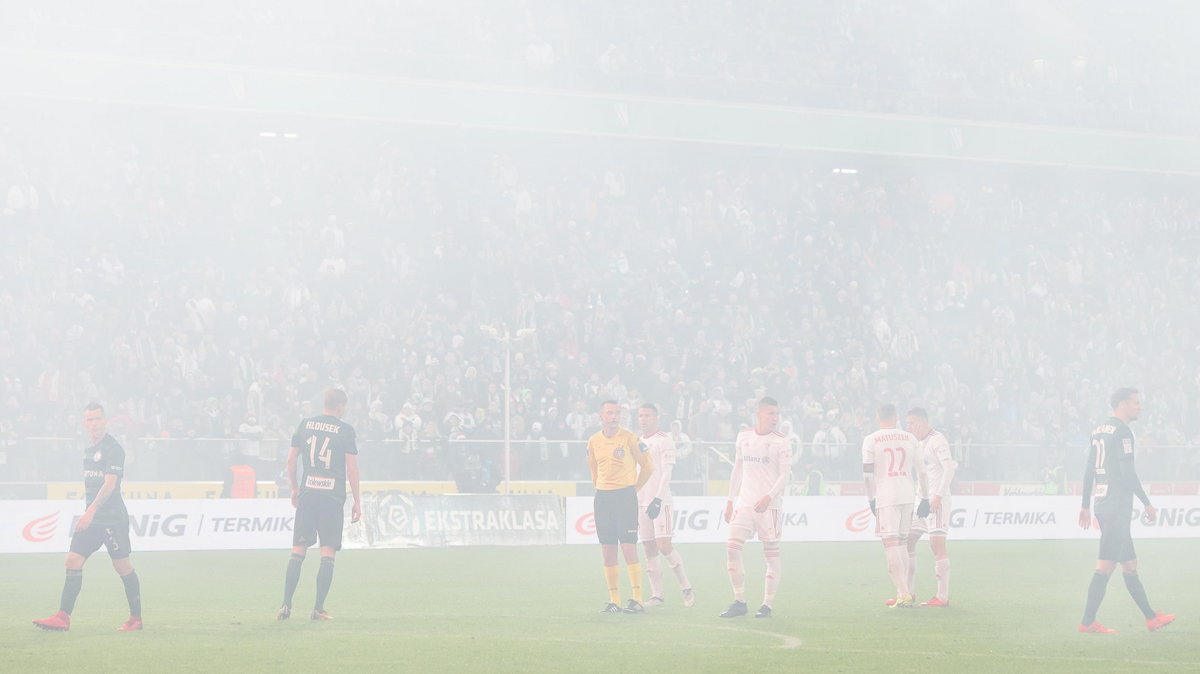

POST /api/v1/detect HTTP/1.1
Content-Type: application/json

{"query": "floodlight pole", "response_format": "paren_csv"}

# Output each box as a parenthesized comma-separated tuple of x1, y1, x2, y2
(481, 325, 534, 495)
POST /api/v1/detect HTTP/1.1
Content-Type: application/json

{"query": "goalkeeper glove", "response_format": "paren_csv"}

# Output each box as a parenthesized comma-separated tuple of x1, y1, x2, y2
(916, 499, 931, 519)
(869, 499, 876, 516)
(646, 498, 662, 520)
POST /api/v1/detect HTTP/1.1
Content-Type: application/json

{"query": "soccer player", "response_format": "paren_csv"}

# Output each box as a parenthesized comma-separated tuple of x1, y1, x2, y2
(588, 399, 654, 614)
(1077, 388, 1174, 634)
(277, 387, 362, 621)
(904, 407, 956, 607)
(720, 397, 791, 619)
(862, 403, 928, 609)
(636, 403, 695, 608)
(34, 403, 143, 632)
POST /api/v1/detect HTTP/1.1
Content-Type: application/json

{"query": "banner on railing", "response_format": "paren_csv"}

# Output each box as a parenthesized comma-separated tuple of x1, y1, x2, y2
(0, 494, 565, 553)
(564, 496, 1200, 544)
(345, 492, 563, 548)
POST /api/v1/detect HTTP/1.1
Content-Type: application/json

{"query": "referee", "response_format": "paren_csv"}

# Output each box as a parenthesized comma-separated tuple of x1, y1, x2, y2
(588, 399, 654, 614)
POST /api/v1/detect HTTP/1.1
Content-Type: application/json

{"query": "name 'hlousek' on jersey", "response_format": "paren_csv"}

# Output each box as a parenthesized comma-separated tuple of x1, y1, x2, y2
(291, 415, 358, 500)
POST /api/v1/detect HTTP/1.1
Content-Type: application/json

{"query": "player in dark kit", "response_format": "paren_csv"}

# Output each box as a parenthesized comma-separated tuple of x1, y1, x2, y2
(277, 388, 362, 621)
(1077, 388, 1175, 634)
(34, 403, 143, 632)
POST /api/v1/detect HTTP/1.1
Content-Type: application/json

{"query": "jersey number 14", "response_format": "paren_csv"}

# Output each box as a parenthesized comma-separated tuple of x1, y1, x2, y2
(308, 436, 333, 470)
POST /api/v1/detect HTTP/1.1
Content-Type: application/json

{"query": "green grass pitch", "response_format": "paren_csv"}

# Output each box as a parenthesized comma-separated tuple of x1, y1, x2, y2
(3, 540, 1197, 673)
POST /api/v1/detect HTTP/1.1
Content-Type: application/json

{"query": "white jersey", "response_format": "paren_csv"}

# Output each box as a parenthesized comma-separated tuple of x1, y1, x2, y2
(918, 429, 956, 499)
(861, 429, 923, 507)
(728, 428, 792, 510)
(637, 430, 676, 506)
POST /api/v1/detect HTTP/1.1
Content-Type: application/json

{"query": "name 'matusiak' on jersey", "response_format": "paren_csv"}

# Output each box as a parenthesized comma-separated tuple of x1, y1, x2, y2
(861, 429, 923, 507)
(728, 427, 792, 509)
(637, 430, 676, 507)
(291, 415, 358, 501)
(83, 433, 129, 526)
(1085, 416, 1139, 516)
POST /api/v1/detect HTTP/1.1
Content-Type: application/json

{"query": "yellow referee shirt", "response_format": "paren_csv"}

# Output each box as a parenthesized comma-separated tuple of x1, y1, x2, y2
(587, 427, 653, 491)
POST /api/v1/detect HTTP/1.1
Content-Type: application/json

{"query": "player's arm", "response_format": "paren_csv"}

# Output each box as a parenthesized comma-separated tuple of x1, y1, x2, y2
(1079, 437, 1097, 529)
(586, 439, 598, 485)
(655, 441, 677, 501)
(915, 441, 930, 501)
(1121, 434, 1155, 521)
(346, 453, 362, 523)
(632, 437, 654, 492)
(725, 443, 743, 523)
(287, 445, 301, 508)
(861, 437, 876, 514)
(756, 439, 792, 512)
(76, 474, 119, 532)
(931, 437, 956, 508)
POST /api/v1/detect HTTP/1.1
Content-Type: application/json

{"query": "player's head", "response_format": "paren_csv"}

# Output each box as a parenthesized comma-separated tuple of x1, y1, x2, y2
(876, 403, 898, 428)
(637, 403, 659, 435)
(905, 406, 929, 438)
(323, 387, 348, 417)
(83, 402, 106, 442)
(755, 397, 780, 433)
(1111, 387, 1141, 422)
(599, 399, 620, 432)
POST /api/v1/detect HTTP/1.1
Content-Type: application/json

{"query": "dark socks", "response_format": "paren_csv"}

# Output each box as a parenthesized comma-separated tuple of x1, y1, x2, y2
(282, 553, 304, 607)
(1081, 571, 1111, 625)
(120, 570, 141, 617)
(1123, 572, 1156, 619)
(59, 568, 83, 614)
(314, 556, 335, 612)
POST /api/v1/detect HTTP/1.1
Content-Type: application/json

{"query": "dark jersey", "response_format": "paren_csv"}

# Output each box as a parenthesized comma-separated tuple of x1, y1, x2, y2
(291, 415, 358, 501)
(1084, 416, 1138, 516)
(83, 434, 129, 526)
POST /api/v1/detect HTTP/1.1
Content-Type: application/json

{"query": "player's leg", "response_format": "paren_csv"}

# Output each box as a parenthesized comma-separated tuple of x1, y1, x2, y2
(617, 488, 644, 612)
(281, 495, 316, 619)
(311, 497, 345, 620)
(927, 534, 950, 606)
(594, 490, 623, 611)
(658, 512, 694, 606)
(1080, 513, 1118, 632)
(639, 508, 663, 605)
(107, 524, 142, 631)
(720, 508, 753, 617)
(905, 527, 923, 601)
(35, 525, 102, 631)
(757, 509, 782, 617)
(1120, 545, 1174, 630)
(881, 506, 913, 606)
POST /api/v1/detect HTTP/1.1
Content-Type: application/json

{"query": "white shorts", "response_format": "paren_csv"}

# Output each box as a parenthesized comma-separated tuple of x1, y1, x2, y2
(638, 504, 675, 542)
(875, 504, 913, 540)
(728, 506, 783, 543)
(912, 496, 951, 536)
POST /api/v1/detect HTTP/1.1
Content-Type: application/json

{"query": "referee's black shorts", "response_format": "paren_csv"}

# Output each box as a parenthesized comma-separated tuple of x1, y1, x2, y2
(293, 492, 347, 551)
(1096, 511, 1136, 563)
(594, 486, 638, 545)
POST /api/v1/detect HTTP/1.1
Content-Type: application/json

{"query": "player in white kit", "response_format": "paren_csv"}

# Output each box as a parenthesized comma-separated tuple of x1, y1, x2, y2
(904, 407, 956, 607)
(720, 397, 792, 619)
(636, 403, 695, 608)
(862, 403, 929, 608)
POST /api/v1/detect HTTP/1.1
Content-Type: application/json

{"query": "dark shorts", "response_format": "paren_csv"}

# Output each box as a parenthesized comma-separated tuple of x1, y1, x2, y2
(70, 520, 132, 560)
(294, 492, 346, 551)
(594, 486, 638, 545)
(1096, 512, 1136, 563)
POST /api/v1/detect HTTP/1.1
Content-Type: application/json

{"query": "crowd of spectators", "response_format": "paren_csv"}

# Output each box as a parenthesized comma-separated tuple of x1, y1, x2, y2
(6, 0, 1198, 134)
(3, 102, 1198, 485)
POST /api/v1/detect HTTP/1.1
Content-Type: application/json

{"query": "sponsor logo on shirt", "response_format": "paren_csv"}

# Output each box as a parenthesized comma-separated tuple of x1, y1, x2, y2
(305, 475, 336, 490)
